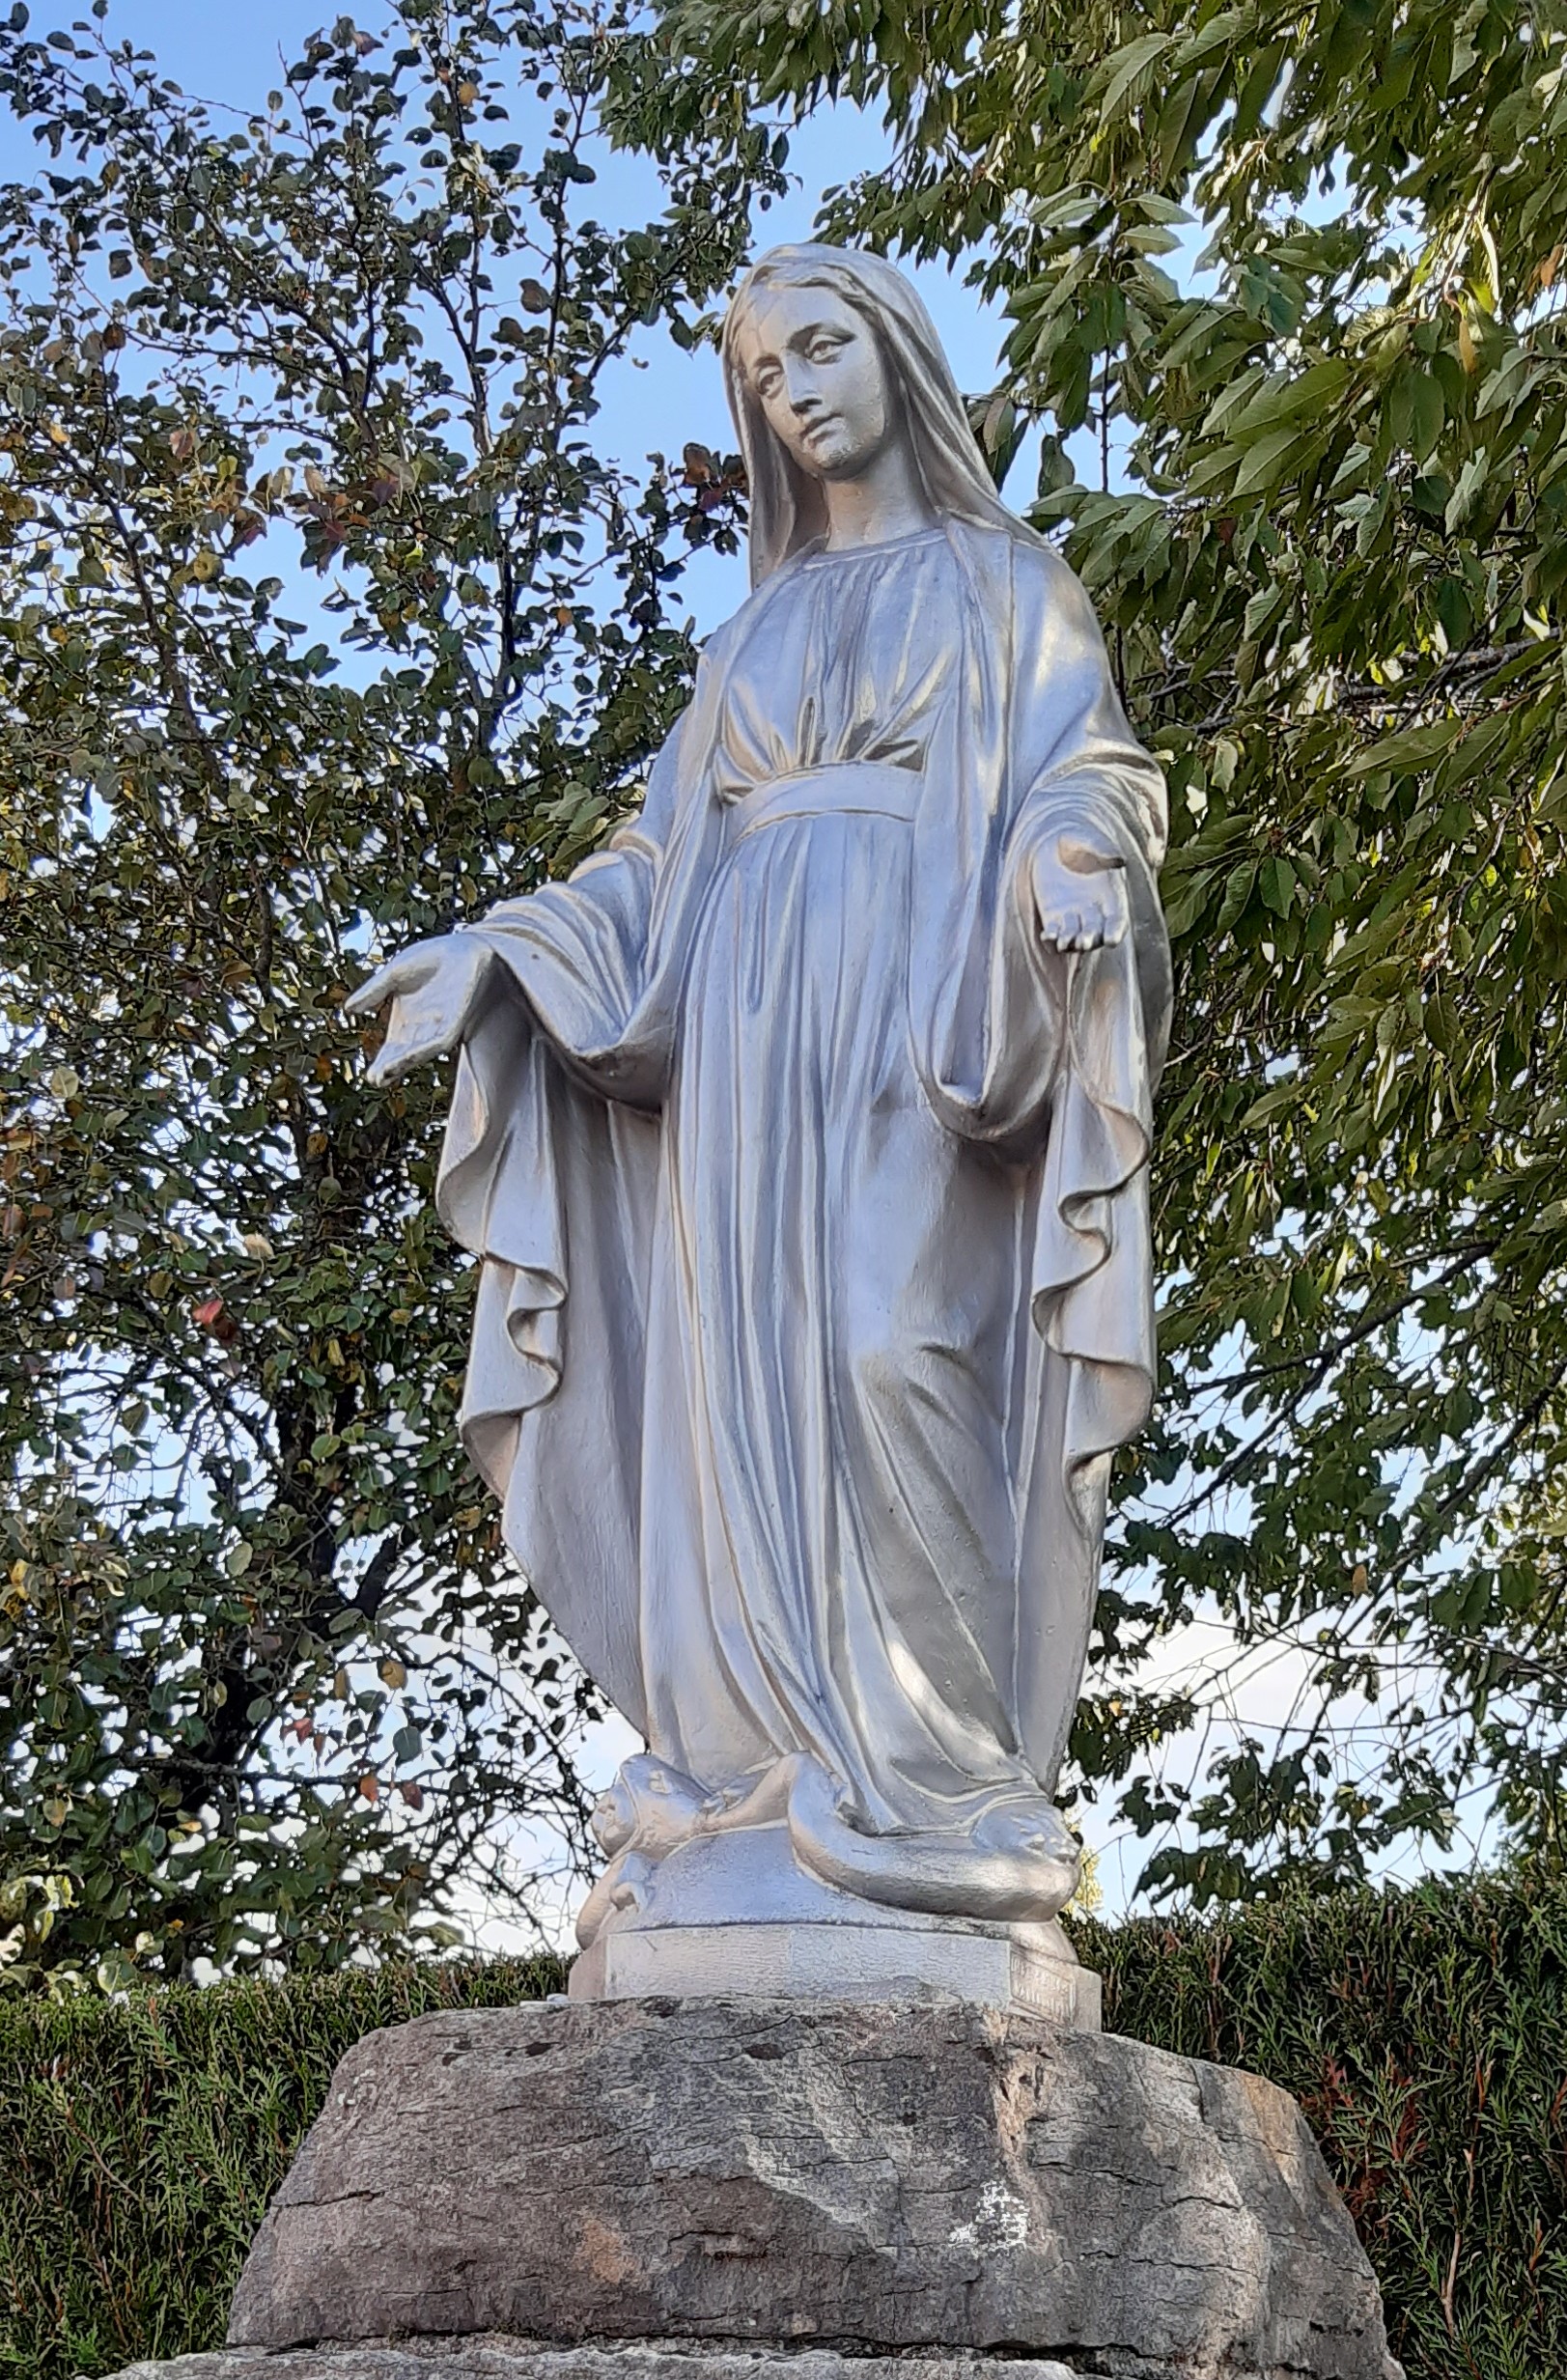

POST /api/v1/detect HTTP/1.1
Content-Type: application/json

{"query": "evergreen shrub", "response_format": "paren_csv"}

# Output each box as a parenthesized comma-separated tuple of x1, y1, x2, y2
(0, 1952, 565, 2379)
(2, 1881, 1561, 2380)
(1082, 1876, 1567, 2380)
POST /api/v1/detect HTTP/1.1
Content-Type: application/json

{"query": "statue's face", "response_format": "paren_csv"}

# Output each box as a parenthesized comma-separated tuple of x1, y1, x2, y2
(737, 284, 896, 482)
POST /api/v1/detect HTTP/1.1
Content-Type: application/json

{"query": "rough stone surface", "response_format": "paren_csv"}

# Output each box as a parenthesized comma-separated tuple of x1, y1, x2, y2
(221, 1999, 1399, 2380)
(103, 2345, 1075, 2380)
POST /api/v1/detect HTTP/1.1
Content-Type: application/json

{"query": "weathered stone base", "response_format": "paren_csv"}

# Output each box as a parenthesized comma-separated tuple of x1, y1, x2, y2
(104, 2344, 1075, 2380)
(207, 1998, 1399, 2380)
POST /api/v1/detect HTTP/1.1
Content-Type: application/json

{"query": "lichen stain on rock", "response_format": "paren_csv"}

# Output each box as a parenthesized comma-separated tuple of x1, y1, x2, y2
(575, 2214, 636, 2288)
(947, 2178, 1029, 2254)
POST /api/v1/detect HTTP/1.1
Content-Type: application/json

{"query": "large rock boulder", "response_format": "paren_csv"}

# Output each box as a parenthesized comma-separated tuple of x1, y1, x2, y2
(213, 1996, 1398, 2380)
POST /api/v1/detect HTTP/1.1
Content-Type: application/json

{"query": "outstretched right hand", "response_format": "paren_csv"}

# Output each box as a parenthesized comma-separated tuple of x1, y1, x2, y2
(345, 933, 496, 1086)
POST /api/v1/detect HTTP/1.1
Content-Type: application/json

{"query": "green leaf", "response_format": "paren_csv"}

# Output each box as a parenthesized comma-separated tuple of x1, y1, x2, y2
(1229, 425, 1303, 498)
(1345, 719, 1463, 778)
(1227, 357, 1353, 435)
(1258, 854, 1297, 916)
(1445, 449, 1489, 531)
(1215, 860, 1257, 933)
(1095, 32, 1176, 121)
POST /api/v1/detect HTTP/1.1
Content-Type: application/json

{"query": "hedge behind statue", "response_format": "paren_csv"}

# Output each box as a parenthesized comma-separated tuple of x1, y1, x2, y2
(2, 1881, 1562, 2380)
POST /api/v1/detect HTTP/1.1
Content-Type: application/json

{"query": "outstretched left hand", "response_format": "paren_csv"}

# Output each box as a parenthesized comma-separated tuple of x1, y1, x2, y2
(1029, 829, 1129, 955)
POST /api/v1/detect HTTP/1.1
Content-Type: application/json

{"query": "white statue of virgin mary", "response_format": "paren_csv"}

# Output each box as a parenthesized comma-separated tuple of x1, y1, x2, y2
(351, 244, 1170, 2011)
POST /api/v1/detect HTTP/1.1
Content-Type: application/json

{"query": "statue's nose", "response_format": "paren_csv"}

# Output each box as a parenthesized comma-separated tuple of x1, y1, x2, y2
(783, 362, 821, 415)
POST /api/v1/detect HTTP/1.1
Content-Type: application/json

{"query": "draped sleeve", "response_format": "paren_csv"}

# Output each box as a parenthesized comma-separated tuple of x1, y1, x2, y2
(428, 640, 732, 1729)
(999, 547, 1170, 1527)
(902, 526, 1170, 1786)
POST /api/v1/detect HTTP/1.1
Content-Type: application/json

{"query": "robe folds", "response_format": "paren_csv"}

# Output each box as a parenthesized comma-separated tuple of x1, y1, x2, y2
(435, 518, 1170, 1931)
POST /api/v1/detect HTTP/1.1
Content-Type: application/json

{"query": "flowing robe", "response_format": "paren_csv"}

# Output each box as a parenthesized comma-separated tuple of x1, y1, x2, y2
(436, 519, 1169, 1929)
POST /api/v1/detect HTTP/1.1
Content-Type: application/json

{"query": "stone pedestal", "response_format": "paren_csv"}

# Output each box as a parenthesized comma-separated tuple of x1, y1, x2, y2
(571, 1911, 1101, 2030)
(102, 1996, 1402, 2380)
(570, 1820, 1102, 2030)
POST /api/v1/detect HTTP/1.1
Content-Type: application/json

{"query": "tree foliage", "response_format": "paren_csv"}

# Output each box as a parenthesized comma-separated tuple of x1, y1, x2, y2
(661, 0, 1567, 1896)
(0, 0, 768, 1986)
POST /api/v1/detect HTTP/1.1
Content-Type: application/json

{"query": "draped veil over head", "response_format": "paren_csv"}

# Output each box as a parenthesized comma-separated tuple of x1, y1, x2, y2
(722, 243, 1022, 585)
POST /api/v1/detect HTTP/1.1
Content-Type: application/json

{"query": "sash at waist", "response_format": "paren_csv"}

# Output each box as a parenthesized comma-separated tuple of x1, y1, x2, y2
(729, 761, 922, 838)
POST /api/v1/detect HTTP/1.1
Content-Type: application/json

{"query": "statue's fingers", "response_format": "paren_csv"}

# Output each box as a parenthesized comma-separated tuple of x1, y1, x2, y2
(365, 1004, 468, 1086)
(365, 1042, 409, 1088)
(344, 962, 402, 1018)
(345, 950, 437, 1018)
(343, 956, 405, 1014)
(1041, 901, 1097, 952)
(368, 1024, 449, 1084)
